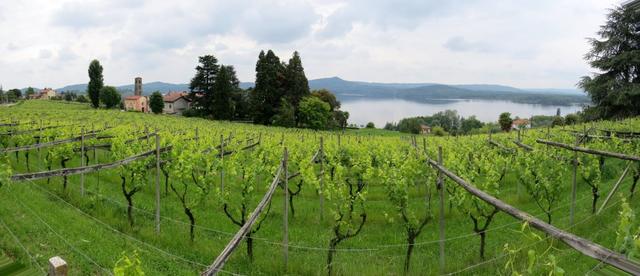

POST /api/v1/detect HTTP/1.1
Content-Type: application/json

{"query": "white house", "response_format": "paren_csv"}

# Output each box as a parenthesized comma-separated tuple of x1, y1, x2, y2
(163, 92, 191, 115)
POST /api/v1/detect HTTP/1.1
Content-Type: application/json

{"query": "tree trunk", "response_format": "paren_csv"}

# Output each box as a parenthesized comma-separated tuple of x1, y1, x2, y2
(289, 192, 295, 218)
(126, 195, 134, 227)
(25, 152, 30, 172)
(185, 207, 195, 242)
(630, 172, 639, 199)
(404, 235, 416, 274)
(591, 187, 599, 214)
(61, 159, 68, 191)
(246, 232, 254, 262)
(479, 231, 486, 259)
(327, 238, 339, 276)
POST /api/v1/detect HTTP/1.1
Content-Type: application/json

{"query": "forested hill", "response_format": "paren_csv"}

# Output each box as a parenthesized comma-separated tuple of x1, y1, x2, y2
(55, 77, 589, 106)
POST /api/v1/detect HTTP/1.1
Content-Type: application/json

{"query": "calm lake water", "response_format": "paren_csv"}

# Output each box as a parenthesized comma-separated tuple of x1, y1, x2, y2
(341, 99, 584, 127)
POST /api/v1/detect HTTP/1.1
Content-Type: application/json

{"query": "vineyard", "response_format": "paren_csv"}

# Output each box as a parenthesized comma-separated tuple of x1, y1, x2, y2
(1, 100, 639, 275)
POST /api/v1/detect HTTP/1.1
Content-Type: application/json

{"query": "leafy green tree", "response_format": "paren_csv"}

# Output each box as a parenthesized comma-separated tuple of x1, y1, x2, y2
(212, 65, 236, 120)
(460, 116, 484, 134)
(565, 113, 580, 125)
(251, 50, 285, 124)
(25, 87, 35, 98)
(272, 98, 296, 127)
(397, 118, 423, 134)
(189, 55, 220, 116)
(579, 5, 640, 119)
(231, 88, 251, 120)
(283, 51, 310, 122)
(63, 92, 76, 101)
(333, 110, 349, 130)
(7, 89, 21, 101)
(311, 89, 340, 111)
(365, 122, 375, 128)
(77, 95, 89, 103)
(88, 59, 104, 108)
(551, 116, 565, 127)
(498, 112, 513, 132)
(149, 91, 164, 114)
(99, 86, 121, 109)
(431, 110, 460, 134)
(432, 126, 448, 136)
(298, 96, 331, 130)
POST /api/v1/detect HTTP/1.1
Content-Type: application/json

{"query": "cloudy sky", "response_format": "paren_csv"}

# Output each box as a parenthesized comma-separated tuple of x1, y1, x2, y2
(0, 0, 622, 89)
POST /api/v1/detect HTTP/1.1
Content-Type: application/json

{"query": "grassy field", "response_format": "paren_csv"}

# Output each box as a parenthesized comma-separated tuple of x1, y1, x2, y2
(0, 101, 638, 275)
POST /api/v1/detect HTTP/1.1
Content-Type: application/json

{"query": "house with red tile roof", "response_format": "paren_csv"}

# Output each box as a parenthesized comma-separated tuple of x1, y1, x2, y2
(162, 91, 191, 115)
(124, 95, 148, 113)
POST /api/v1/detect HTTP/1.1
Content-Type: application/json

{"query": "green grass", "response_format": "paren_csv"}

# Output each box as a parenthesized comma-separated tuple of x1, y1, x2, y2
(1, 144, 637, 275)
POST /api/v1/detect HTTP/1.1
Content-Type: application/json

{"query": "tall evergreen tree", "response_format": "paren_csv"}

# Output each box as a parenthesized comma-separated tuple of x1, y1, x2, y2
(149, 91, 165, 114)
(579, 5, 640, 119)
(87, 59, 104, 109)
(251, 50, 285, 124)
(283, 51, 310, 124)
(189, 55, 220, 116)
(211, 65, 236, 120)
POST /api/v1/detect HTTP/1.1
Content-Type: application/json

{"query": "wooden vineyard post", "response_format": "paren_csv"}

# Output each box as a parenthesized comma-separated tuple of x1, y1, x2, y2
(38, 119, 43, 159)
(80, 127, 85, 196)
(319, 137, 324, 222)
(570, 135, 578, 225)
(220, 135, 225, 192)
(155, 131, 161, 234)
(283, 147, 289, 271)
(195, 127, 199, 146)
(597, 161, 632, 215)
(488, 129, 492, 141)
(49, 256, 68, 276)
(437, 146, 445, 274)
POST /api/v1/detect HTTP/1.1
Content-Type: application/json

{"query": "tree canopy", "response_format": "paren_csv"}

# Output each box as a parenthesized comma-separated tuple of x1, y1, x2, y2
(579, 5, 640, 119)
(88, 59, 104, 109)
(149, 92, 164, 114)
(99, 86, 121, 109)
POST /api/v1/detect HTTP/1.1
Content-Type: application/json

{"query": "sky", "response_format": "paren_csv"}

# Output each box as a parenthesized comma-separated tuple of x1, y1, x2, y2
(0, 0, 622, 90)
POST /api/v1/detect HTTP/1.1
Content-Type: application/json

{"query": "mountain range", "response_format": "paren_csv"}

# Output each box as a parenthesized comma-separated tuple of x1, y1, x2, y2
(51, 76, 589, 106)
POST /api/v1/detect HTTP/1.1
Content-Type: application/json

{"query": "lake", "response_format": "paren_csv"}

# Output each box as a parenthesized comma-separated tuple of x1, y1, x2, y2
(341, 99, 584, 127)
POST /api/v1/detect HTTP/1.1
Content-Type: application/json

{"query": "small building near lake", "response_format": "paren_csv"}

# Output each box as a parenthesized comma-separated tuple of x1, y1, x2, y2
(420, 124, 431, 134)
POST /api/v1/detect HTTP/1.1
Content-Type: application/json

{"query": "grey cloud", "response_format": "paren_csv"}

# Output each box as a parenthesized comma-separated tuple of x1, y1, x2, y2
(443, 36, 497, 53)
(319, 0, 468, 38)
(39, 49, 53, 59)
(241, 1, 319, 44)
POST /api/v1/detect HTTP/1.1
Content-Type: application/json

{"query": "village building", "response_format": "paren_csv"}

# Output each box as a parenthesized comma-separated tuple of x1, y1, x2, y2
(123, 77, 149, 112)
(419, 124, 431, 134)
(124, 95, 148, 112)
(162, 91, 191, 115)
(512, 118, 531, 130)
(30, 88, 57, 100)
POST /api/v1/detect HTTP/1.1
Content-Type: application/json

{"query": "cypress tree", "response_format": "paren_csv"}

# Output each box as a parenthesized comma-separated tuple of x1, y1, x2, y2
(579, 5, 640, 119)
(189, 55, 219, 117)
(251, 50, 285, 124)
(212, 65, 236, 120)
(87, 60, 104, 109)
(283, 51, 310, 124)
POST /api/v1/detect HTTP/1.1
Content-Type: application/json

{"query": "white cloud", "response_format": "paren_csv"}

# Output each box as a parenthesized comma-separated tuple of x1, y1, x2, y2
(0, 0, 621, 89)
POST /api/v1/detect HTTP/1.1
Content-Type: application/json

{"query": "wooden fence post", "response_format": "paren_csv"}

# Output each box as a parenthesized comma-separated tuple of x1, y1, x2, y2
(437, 146, 445, 274)
(319, 137, 324, 222)
(80, 127, 85, 196)
(155, 131, 161, 234)
(570, 135, 578, 225)
(220, 134, 225, 192)
(195, 127, 199, 146)
(49, 256, 68, 276)
(283, 147, 289, 271)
